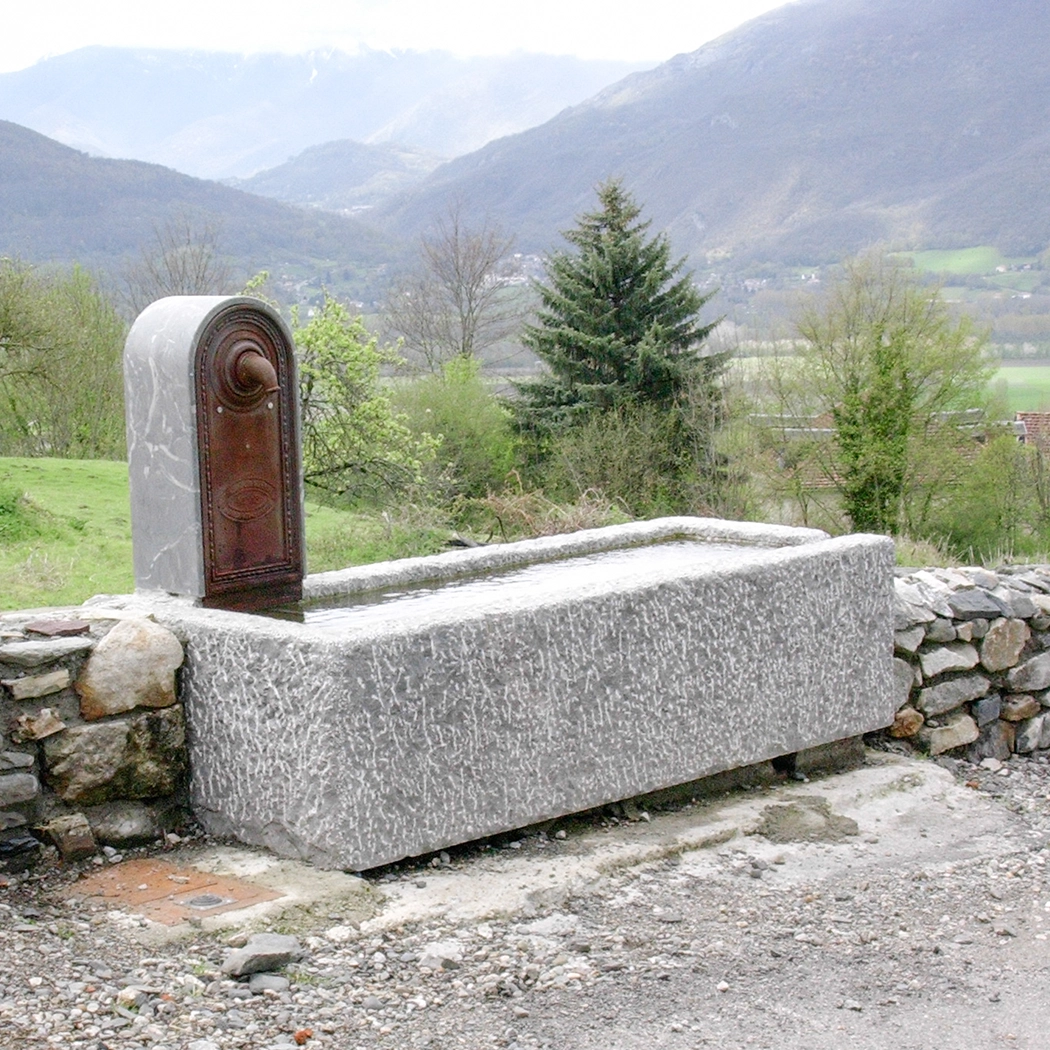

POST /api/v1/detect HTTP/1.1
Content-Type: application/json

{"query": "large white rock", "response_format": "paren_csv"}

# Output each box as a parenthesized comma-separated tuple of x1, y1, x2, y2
(76, 619, 183, 720)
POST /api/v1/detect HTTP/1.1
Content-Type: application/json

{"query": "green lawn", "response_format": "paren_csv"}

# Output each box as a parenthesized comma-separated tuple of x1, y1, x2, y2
(901, 246, 1038, 275)
(0, 457, 450, 611)
(0, 457, 134, 610)
(991, 364, 1050, 413)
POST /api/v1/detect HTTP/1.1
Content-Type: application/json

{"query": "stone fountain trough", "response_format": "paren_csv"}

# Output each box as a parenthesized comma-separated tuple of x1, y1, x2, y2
(142, 517, 893, 871)
(121, 296, 895, 871)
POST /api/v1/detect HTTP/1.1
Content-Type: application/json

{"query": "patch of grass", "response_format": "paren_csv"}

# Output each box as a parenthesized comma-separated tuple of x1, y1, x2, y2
(303, 499, 451, 573)
(986, 271, 1044, 293)
(0, 457, 134, 609)
(991, 365, 1050, 412)
(0, 484, 65, 543)
(0, 457, 457, 610)
(901, 246, 1036, 275)
(894, 535, 959, 569)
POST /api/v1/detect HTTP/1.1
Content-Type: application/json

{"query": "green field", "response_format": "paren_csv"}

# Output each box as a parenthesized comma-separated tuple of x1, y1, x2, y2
(901, 246, 1038, 275)
(991, 363, 1050, 413)
(732, 355, 1050, 416)
(0, 457, 450, 611)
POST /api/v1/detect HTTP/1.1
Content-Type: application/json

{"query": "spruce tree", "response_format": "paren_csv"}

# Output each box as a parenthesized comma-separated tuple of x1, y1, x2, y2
(514, 180, 721, 437)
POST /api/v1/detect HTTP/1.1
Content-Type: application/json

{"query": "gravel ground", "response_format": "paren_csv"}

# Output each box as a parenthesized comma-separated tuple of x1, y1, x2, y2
(3, 748, 1050, 1050)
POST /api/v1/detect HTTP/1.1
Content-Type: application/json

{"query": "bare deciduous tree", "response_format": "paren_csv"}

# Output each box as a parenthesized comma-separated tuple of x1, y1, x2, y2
(120, 214, 235, 317)
(385, 205, 525, 372)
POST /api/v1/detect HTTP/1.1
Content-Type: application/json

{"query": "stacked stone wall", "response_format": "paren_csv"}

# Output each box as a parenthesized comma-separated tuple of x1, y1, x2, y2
(0, 611, 187, 870)
(892, 566, 1050, 759)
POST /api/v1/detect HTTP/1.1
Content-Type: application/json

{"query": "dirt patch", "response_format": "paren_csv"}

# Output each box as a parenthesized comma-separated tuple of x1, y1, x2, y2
(751, 795, 860, 843)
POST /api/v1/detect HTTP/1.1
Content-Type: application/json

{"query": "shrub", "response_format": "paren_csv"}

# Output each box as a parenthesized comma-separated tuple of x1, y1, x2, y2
(392, 356, 519, 500)
(294, 294, 435, 504)
(928, 433, 1050, 561)
(0, 262, 126, 459)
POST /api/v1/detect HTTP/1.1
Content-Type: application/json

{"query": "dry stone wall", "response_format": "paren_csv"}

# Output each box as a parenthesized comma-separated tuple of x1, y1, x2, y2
(0, 611, 187, 872)
(892, 566, 1050, 760)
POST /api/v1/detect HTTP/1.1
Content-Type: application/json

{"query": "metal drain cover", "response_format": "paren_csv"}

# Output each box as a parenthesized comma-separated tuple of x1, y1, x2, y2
(186, 893, 229, 909)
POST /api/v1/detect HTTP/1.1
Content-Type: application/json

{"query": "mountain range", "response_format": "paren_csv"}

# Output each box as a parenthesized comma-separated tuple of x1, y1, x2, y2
(3, 0, 1050, 301)
(375, 0, 1050, 267)
(227, 140, 443, 214)
(0, 47, 646, 179)
(0, 120, 392, 299)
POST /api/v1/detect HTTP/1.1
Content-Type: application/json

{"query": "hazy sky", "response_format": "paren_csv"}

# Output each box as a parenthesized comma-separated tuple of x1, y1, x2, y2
(0, 0, 794, 73)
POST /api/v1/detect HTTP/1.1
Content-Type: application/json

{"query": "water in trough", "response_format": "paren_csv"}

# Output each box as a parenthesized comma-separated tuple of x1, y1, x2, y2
(267, 539, 749, 631)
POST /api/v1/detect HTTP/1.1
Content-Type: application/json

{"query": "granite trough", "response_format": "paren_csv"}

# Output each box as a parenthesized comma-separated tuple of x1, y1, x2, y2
(135, 516, 894, 871)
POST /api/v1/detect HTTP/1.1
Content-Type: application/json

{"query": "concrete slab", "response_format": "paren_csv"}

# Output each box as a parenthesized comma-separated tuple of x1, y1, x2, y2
(62, 752, 1002, 949)
(362, 751, 1010, 930)
(62, 857, 283, 925)
(59, 845, 379, 945)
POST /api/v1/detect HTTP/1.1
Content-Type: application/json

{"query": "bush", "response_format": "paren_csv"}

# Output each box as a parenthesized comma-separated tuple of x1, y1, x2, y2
(928, 434, 1050, 561)
(392, 356, 518, 500)
(540, 386, 733, 519)
(0, 262, 126, 458)
(295, 294, 435, 504)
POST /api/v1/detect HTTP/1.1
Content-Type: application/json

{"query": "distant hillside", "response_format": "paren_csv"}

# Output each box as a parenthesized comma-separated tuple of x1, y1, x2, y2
(377, 0, 1050, 267)
(229, 140, 444, 214)
(0, 121, 393, 298)
(0, 48, 648, 179)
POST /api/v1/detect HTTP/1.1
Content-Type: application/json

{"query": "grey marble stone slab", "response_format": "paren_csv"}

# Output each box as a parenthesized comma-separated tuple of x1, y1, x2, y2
(124, 296, 300, 599)
(142, 521, 894, 871)
(124, 296, 224, 596)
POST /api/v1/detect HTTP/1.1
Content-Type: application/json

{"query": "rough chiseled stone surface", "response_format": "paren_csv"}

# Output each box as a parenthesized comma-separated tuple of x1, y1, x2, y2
(890, 707, 924, 738)
(42, 812, 97, 860)
(82, 800, 163, 846)
(947, 588, 1010, 621)
(76, 618, 184, 720)
(41, 707, 185, 805)
(892, 657, 915, 709)
(0, 772, 39, 807)
(0, 750, 34, 771)
(220, 934, 304, 977)
(1007, 653, 1050, 693)
(894, 626, 925, 654)
(924, 618, 957, 644)
(920, 711, 979, 756)
(972, 695, 1003, 728)
(967, 719, 1015, 762)
(13, 707, 66, 741)
(1015, 713, 1050, 754)
(149, 525, 894, 871)
(992, 585, 1038, 619)
(890, 564, 1050, 762)
(1001, 694, 1041, 722)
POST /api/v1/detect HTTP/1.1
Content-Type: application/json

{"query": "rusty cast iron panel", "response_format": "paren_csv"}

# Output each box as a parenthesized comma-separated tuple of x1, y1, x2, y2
(196, 303, 303, 610)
